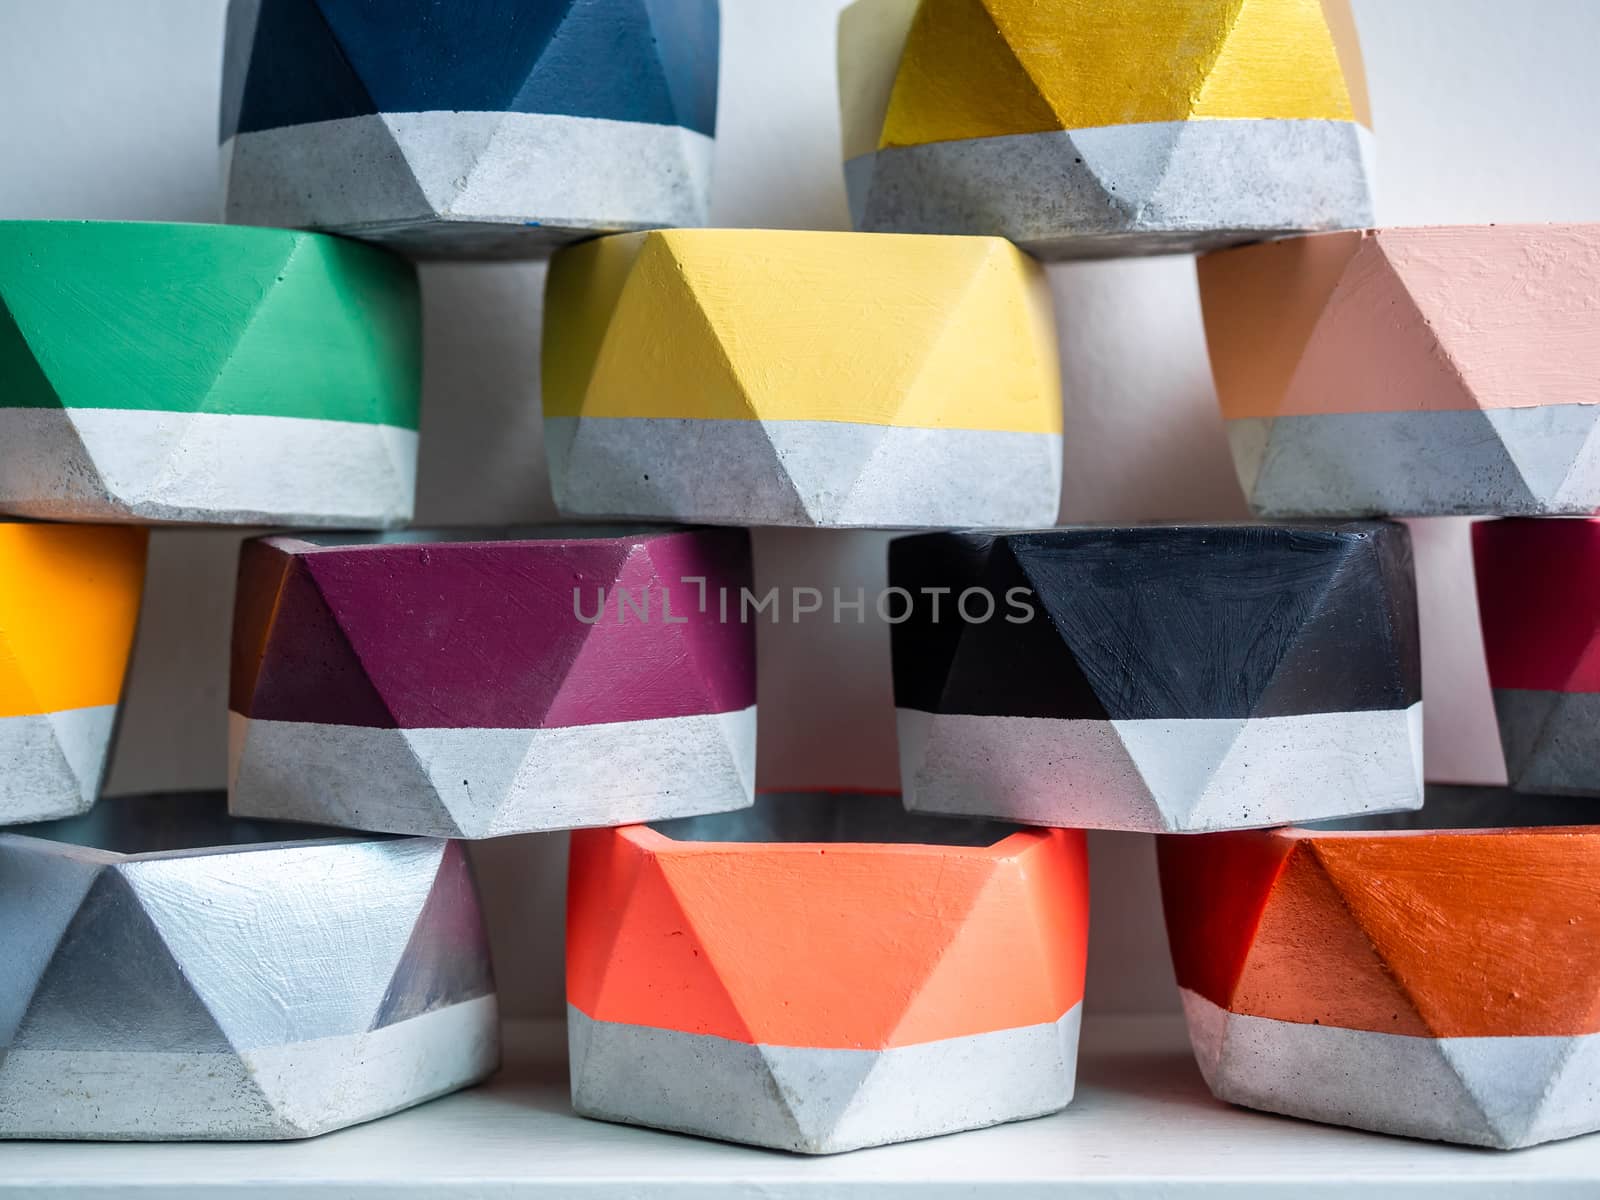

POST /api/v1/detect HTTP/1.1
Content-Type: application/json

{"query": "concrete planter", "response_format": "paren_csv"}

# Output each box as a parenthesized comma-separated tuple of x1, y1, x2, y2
(566, 792, 1088, 1153)
(221, 0, 719, 258)
(892, 523, 1423, 832)
(0, 523, 146, 825)
(838, 0, 1373, 258)
(0, 221, 418, 526)
(542, 228, 1063, 529)
(1200, 224, 1600, 516)
(1474, 518, 1600, 794)
(1161, 787, 1600, 1149)
(229, 525, 756, 838)
(0, 792, 498, 1140)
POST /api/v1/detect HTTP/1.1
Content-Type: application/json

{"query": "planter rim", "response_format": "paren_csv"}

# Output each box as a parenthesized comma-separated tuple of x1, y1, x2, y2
(262, 523, 728, 553)
(1275, 823, 1600, 841)
(623, 824, 1049, 856)
(568, 227, 1026, 248)
(893, 520, 1398, 542)
(1, 791, 412, 862)
(0, 218, 397, 247)
(622, 794, 1047, 857)
(1204, 222, 1599, 249)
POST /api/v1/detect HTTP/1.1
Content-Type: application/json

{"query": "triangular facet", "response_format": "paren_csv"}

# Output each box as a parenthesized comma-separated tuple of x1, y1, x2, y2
(1249, 529, 1419, 719)
(1113, 718, 1246, 826)
(885, 865, 1065, 1047)
(762, 419, 891, 522)
(893, 240, 1060, 431)
(1313, 832, 1600, 1037)
(890, 535, 1109, 720)
(0, 296, 61, 411)
(580, 234, 756, 422)
(370, 841, 495, 1029)
(639, 0, 721, 135)
(121, 840, 442, 1051)
(0, 525, 143, 720)
(230, 0, 377, 137)
(681, 233, 998, 427)
(1438, 1035, 1577, 1149)
(759, 1043, 879, 1146)
(1200, 231, 1366, 422)
(239, 555, 401, 727)
(1485, 405, 1600, 506)
(1195, 0, 1356, 122)
(587, 851, 757, 1043)
(13, 868, 235, 1052)
(315, 0, 567, 116)
(1276, 236, 1478, 418)
(1233, 843, 1429, 1033)
(404, 726, 531, 838)
(878, 0, 1061, 148)
(384, 110, 505, 216)
(1071, 120, 1184, 219)
(0, 224, 292, 417)
(1381, 228, 1600, 426)
(511, 0, 678, 125)
(1492, 687, 1563, 786)
(1010, 528, 1351, 720)
(1551, 409, 1600, 510)
(44, 706, 116, 806)
(838, 0, 920, 160)
(0, 846, 105, 1047)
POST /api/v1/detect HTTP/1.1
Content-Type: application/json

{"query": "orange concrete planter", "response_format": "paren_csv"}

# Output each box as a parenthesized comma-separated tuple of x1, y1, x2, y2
(566, 793, 1088, 1153)
(1159, 787, 1600, 1148)
(0, 522, 147, 824)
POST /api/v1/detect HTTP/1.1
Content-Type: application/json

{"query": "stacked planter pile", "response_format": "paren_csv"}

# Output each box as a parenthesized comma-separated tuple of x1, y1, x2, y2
(3, 0, 1598, 1163)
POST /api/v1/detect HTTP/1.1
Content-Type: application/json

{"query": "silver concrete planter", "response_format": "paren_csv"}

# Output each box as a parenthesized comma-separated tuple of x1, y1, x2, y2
(0, 792, 498, 1140)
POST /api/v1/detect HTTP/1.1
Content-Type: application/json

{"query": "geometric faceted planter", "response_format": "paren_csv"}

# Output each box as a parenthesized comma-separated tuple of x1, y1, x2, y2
(567, 793, 1087, 1153)
(838, 0, 1374, 258)
(230, 526, 756, 838)
(1474, 518, 1600, 794)
(222, 0, 719, 258)
(892, 523, 1423, 832)
(543, 229, 1062, 529)
(1160, 787, 1600, 1149)
(1201, 225, 1600, 516)
(0, 792, 497, 1140)
(0, 523, 146, 825)
(0, 222, 419, 526)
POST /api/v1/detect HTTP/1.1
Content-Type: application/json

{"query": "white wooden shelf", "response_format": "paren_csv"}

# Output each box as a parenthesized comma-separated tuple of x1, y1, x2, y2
(7, 1016, 1600, 1196)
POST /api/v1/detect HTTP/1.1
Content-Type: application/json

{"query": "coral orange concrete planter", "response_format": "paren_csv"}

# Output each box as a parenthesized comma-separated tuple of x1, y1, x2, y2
(1159, 787, 1600, 1148)
(566, 793, 1088, 1153)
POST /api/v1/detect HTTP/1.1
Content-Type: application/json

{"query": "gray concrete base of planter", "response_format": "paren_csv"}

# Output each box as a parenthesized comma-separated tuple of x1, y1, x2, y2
(846, 118, 1374, 259)
(546, 415, 1063, 528)
(224, 111, 712, 260)
(897, 704, 1424, 833)
(1493, 688, 1600, 795)
(0, 406, 415, 527)
(569, 1003, 1081, 1154)
(1183, 989, 1600, 1149)
(0, 793, 499, 1139)
(227, 706, 757, 839)
(0, 705, 114, 826)
(1229, 406, 1600, 517)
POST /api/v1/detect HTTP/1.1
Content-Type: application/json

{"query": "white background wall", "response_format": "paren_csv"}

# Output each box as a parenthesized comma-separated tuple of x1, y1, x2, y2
(2, 0, 1598, 1018)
